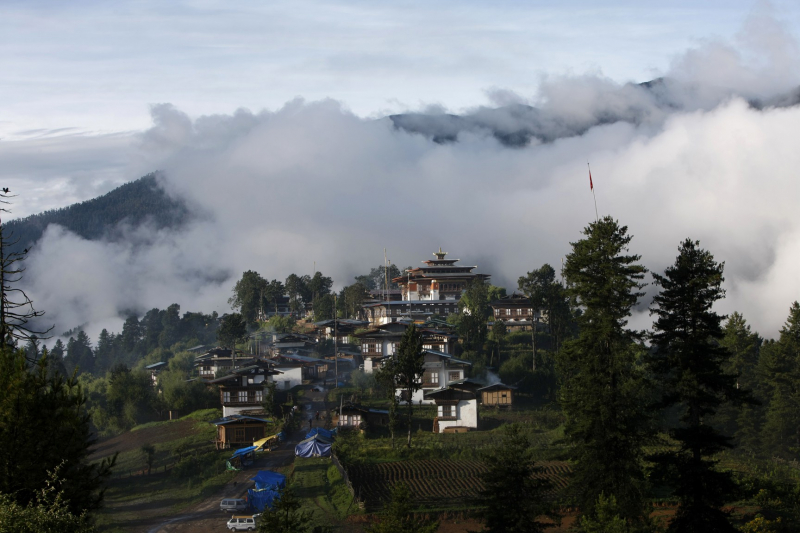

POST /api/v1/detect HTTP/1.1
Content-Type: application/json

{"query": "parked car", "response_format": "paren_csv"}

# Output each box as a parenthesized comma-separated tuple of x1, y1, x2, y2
(227, 515, 257, 531)
(220, 498, 249, 512)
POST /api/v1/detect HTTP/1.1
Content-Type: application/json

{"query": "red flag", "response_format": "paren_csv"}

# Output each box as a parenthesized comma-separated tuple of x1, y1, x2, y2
(589, 169, 593, 191)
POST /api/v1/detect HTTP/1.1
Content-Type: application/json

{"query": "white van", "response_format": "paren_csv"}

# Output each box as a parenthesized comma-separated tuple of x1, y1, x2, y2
(220, 498, 249, 512)
(227, 515, 257, 531)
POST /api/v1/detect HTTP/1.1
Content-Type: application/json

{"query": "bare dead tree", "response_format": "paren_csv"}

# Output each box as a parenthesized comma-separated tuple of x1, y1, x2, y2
(0, 189, 53, 348)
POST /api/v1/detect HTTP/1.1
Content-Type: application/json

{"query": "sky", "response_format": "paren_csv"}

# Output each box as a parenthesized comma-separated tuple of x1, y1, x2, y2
(4, 0, 800, 341)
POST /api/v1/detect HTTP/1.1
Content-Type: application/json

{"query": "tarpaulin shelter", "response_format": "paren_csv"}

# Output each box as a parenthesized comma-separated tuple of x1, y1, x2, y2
(248, 488, 280, 512)
(250, 470, 287, 491)
(230, 445, 258, 460)
(305, 427, 336, 442)
(294, 435, 332, 458)
(227, 445, 258, 469)
(252, 434, 280, 451)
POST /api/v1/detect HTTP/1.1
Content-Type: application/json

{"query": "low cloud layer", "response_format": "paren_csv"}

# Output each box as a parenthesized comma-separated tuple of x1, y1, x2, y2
(19, 10, 800, 341)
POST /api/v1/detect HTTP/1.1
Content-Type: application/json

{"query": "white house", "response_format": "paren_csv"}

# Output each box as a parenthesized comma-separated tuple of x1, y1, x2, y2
(270, 364, 303, 390)
(396, 349, 472, 405)
(424, 387, 478, 433)
(205, 363, 282, 417)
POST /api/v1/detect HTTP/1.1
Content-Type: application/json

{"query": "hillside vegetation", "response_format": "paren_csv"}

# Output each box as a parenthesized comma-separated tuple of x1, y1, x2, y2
(5, 173, 190, 255)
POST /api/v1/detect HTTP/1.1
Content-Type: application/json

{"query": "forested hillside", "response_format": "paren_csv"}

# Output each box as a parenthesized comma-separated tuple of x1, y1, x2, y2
(4, 173, 190, 254)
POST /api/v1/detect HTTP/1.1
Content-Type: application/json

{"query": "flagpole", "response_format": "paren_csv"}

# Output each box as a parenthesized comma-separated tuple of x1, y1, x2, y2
(588, 163, 599, 223)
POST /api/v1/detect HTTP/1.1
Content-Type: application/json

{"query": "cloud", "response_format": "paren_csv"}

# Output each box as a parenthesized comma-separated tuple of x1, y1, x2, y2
(0, 132, 135, 218)
(17, 7, 800, 342)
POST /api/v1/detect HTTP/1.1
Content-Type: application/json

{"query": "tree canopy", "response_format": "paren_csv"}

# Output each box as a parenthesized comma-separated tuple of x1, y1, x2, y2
(649, 239, 746, 533)
(558, 217, 651, 524)
(0, 347, 115, 516)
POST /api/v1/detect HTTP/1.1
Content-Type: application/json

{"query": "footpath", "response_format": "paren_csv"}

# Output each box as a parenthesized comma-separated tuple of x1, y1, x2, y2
(143, 387, 328, 533)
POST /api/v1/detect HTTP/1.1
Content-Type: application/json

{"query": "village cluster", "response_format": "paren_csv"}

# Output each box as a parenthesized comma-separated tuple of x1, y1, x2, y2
(152, 249, 534, 452)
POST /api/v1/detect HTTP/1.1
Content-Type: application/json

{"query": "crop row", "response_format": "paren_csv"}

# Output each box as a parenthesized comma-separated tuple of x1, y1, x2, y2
(347, 459, 572, 511)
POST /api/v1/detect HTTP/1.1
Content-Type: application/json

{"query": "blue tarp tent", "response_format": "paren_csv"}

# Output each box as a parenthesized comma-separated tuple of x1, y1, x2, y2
(230, 445, 258, 459)
(305, 427, 336, 442)
(295, 436, 332, 458)
(248, 488, 280, 512)
(250, 470, 287, 491)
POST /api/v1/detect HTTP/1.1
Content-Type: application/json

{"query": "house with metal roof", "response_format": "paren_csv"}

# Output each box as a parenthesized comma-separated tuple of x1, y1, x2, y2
(205, 362, 283, 417)
(356, 322, 459, 374)
(425, 386, 478, 433)
(210, 414, 273, 450)
(395, 349, 472, 405)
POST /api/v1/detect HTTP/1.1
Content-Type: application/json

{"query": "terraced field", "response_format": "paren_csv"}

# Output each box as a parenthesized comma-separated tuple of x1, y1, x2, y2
(347, 459, 571, 511)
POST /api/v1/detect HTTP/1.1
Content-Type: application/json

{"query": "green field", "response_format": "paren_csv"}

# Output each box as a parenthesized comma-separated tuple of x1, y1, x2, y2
(92, 409, 240, 532)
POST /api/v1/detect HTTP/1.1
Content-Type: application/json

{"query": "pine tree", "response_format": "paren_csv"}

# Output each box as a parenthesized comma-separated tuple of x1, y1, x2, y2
(0, 347, 115, 515)
(717, 313, 761, 447)
(64, 332, 94, 376)
(760, 304, 800, 459)
(558, 216, 651, 523)
(257, 486, 311, 533)
(395, 324, 424, 447)
(650, 239, 747, 532)
(0, 189, 52, 348)
(474, 424, 556, 532)
(366, 482, 438, 533)
(94, 329, 114, 376)
(375, 361, 400, 449)
(458, 279, 490, 355)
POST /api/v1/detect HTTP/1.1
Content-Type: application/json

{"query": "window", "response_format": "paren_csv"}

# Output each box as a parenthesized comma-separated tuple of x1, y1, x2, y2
(517, 308, 523, 316)
(439, 404, 454, 417)
(238, 391, 247, 402)
(255, 390, 263, 402)
(345, 414, 362, 426)
(505, 309, 511, 316)
(448, 371, 460, 382)
(223, 391, 231, 403)
(426, 372, 439, 385)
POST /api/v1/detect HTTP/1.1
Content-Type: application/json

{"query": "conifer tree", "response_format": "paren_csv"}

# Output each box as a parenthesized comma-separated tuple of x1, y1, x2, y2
(367, 482, 438, 533)
(474, 424, 556, 532)
(0, 189, 52, 348)
(0, 347, 115, 515)
(650, 239, 746, 532)
(760, 303, 800, 459)
(558, 216, 651, 524)
(395, 324, 424, 447)
(717, 313, 762, 447)
(257, 486, 311, 533)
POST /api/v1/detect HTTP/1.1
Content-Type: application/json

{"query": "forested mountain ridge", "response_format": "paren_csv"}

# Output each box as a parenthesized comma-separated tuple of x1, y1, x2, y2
(3, 173, 190, 254)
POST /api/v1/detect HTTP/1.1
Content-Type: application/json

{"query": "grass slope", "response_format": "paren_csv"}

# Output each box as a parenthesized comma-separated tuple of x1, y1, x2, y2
(92, 409, 237, 532)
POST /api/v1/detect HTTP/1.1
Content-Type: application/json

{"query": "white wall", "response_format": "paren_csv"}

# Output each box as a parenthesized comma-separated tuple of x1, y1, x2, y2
(223, 405, 252, 417)
(270, 366, 302, 389)
(436, 399, 478, 433)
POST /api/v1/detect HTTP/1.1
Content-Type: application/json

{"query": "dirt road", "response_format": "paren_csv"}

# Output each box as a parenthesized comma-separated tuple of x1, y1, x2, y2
(142, 388, 329, 533)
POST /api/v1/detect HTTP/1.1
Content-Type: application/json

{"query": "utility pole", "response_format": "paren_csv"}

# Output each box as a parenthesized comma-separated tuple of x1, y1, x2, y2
(531, 313, 537, 372)
(334, 293, 338, 388)
(384, 248, 389, 302)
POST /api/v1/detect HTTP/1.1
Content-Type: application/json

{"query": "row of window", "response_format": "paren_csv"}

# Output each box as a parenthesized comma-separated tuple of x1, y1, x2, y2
(379, 306, 457, 317)
(339, 414, 361, 427)
(423, 371, 461, 384)
(494, 308, 532, 316)
(438, 404, 455, 417)
(222, 390, 263, 403)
